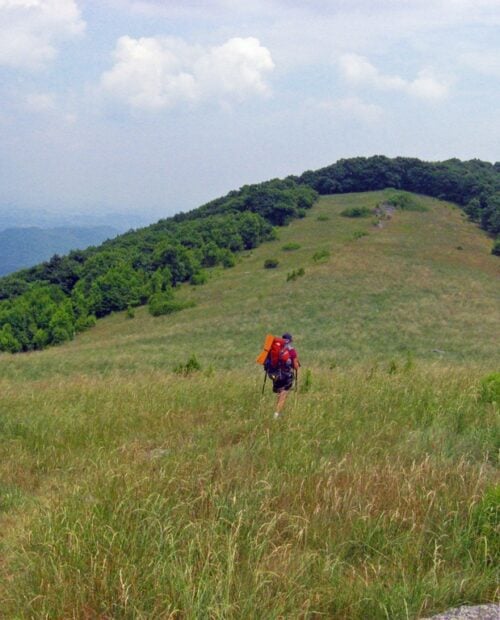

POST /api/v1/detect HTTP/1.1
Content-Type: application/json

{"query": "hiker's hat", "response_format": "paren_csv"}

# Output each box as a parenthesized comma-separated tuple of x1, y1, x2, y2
(282, 332, 293, 342)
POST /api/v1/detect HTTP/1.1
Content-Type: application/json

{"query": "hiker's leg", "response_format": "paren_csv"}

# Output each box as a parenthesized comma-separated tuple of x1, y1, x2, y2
(276, 389, 288, 413)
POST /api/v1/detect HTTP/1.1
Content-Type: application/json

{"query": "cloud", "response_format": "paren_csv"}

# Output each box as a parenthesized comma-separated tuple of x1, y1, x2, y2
(100, 35, 275, 109)
(338, 53, 449, 102)
(0, 0, 85, 70)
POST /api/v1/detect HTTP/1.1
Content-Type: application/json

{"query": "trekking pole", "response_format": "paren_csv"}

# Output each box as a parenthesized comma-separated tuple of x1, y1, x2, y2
(261, 370, 267, 395)
(294, 368, 299, 392)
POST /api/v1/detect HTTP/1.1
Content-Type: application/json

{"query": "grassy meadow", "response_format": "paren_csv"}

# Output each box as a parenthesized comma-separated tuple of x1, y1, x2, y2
(0, 192, 499, 618)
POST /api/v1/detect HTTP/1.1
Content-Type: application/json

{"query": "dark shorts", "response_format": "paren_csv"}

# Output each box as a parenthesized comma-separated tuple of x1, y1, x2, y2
(272, 372, 294, 393)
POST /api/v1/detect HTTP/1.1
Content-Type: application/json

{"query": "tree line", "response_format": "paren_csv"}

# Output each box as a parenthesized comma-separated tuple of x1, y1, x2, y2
(1, 156, 498, 354)
(295, 155, 500, 241)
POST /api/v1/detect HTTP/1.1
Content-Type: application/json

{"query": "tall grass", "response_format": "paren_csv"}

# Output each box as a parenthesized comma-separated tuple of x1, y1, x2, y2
(0, 192, 498, 617)
(0, 365, 498, 618)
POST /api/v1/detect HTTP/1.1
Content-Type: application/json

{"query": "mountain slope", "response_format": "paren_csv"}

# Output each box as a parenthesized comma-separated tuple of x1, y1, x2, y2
(2, 191, 498, 380)
(0, 191, 498, 618)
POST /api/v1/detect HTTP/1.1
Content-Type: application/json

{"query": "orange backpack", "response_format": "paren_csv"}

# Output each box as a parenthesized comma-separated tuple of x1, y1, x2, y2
(256, 334, 291, 373)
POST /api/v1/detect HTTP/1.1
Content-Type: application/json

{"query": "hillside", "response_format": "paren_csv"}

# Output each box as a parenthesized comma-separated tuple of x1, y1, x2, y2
(0, 192, 498, 618)
(2, 191, 498, 378)
(0, 225, 118, 277)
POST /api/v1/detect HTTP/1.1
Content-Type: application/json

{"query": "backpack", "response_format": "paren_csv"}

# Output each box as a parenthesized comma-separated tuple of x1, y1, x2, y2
(256, 334, 292, 378)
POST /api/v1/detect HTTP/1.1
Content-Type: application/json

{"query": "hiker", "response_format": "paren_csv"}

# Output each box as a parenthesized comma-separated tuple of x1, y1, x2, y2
(271, 333, 299, 418)
(256, 332, 301, 418)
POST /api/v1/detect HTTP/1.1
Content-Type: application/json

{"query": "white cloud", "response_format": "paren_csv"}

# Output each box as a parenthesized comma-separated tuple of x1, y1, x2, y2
(407, 69, 449, 101)
(339, 53, 449, 102)
(100, 35, 274, 109)
(0, 0, 85, 69)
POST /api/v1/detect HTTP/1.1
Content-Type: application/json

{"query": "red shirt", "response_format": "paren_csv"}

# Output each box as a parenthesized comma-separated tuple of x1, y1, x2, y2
(287, 346, 299, 368)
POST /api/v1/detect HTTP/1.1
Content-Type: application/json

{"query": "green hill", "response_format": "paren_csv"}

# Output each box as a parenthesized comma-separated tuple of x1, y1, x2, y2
(1, 155, 498, 356)
(0, 192, 498, 618)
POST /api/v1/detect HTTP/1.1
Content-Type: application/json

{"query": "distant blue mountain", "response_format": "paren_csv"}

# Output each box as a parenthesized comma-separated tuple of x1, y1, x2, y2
(0, 205, 150, 233)
(0, 226, 118, 276)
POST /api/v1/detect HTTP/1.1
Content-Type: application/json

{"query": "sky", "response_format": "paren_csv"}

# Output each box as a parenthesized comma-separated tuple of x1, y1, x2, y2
(0, 0, 499, 222)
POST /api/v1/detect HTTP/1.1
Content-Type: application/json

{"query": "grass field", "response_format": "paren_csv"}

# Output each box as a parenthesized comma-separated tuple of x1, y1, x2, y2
(0, 192, 498, 618)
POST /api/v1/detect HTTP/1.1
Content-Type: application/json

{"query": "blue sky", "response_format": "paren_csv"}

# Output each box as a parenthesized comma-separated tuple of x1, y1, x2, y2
(0, 0, 499, 221)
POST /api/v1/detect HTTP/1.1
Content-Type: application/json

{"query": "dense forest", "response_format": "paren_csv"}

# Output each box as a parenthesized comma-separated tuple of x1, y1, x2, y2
(0, 156, 498, 353)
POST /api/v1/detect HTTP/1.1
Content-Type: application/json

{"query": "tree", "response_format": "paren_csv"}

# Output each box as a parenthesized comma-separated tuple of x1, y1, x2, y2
(0, 323, 21, 353)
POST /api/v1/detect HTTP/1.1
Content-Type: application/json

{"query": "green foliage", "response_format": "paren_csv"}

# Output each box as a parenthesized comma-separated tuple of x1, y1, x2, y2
(126, 305, 135, 319)
(479, 372, 500, 403)
(0, 323, 21, 353)
(89, 265, 146, 318)
(491, 239, 500, 256)
(385, 191, 428, 212)
(469, 486, 500, 563)
(190, 271, 208, 286)
(340, 206, 373, 218)
(48, 299, 75, 344)
(219, 249, 236, 268)
(148, 293, 195, 317)
(352, 230, 368, 240)
(312, 249, 330, 262)
(281, 242, 301, 251)
(264, 258, 279, 269)
(173, 354, 201, 375)
(286, 267, 305, 282)
(316, 214, 329, 221)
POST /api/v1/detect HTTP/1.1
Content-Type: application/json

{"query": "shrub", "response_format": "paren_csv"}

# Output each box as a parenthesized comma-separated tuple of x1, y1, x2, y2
(220, 250, 236, 268)
(352, 230, 368, 240)
(281, 243, 301, 251)
(126, 305, 135, 319)
(264, 258, 279, 269)
(174, 354, 201, 375)
(480, 372, 500, 403)
(148, 293, 195, 317)
(286, 267, 305, 282)
(75, 315, 96, 332)
(312, 249, 330, 262)
(492, 239, 500, 256)
(340, 206, 373, 218)
(317, 214, 329, 221)
(190, 271, 208, 286)
(385, 191, 428, 212)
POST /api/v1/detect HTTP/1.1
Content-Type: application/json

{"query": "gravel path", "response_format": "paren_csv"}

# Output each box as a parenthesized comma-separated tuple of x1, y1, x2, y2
(421, 604, 499, 620)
